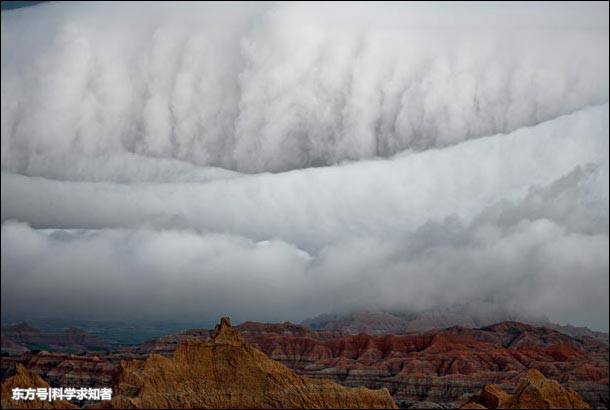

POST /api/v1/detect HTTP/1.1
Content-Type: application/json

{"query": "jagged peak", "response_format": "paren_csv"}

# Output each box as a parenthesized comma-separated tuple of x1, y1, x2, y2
(210, 316, 244, 346)
(14, 363, 31, 377)
(109, 316, 397, 409)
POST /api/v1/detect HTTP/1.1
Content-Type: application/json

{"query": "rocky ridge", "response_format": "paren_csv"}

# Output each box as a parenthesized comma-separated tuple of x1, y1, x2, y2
(302, 309, 609, 345)
(107, 317, 397, 409)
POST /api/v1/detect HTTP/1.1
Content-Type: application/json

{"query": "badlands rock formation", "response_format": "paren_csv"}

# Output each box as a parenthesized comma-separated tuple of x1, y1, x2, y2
(108, 317, 397, 409)
(1, 320, 607, 408)
(462, 368, 591, 409)
(231, 321, 609, 408)
(1, 364, 77, 409)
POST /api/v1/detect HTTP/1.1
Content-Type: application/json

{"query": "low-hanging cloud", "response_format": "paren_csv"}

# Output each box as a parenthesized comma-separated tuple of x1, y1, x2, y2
(1, 163, 608, 328)
(2, 104, 609, 330)
(1, 2, 608, 331)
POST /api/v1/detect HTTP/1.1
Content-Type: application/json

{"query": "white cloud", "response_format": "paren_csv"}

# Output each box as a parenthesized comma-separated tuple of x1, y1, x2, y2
(2, 105, 608, 330)
(2, 2, 608, 173)
(1, 2, 608, 331)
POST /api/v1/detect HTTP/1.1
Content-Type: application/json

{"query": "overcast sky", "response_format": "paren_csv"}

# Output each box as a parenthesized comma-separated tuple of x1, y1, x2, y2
(1, 2, 608, 331)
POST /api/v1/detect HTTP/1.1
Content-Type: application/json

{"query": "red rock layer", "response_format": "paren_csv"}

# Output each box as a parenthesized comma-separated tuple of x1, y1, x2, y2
(235, 321, 609, 408)
(1, 320, 607, 408)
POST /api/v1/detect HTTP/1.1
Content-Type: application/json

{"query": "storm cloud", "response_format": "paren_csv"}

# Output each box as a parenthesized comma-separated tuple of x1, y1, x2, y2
(1, 2, 608, 331)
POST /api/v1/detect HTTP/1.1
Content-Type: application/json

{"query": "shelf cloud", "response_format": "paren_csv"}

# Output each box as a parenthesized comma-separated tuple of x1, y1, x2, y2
(1, 2, 608, 331)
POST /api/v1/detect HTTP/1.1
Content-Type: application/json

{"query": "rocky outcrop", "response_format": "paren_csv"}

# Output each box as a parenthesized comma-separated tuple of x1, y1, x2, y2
(1, 364, 78, 409)
(462, 369, 591, 409)
(473, 384, 512, 408)
(108, 317, 397, 409)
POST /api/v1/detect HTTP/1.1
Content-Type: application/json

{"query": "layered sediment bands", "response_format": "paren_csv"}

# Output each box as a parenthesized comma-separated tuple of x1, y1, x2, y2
(1, 321, 607, 408)
(18, 353, 117, 387)
(1, 351, 135, 388)
(462, 368, 591, 409)
(122, 321, 608, 407)
(108, 317, 397, 409)
(238, 321, 609, 408)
